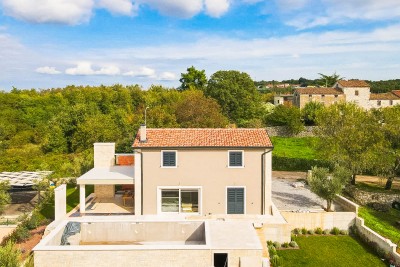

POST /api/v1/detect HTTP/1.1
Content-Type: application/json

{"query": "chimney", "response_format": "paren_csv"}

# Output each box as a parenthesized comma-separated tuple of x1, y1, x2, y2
(140, 124, 146, 142)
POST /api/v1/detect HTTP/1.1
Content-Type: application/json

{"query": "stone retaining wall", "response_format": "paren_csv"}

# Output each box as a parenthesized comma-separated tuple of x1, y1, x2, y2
(266, 126, 316, 137)
(344, 186, 400, 205)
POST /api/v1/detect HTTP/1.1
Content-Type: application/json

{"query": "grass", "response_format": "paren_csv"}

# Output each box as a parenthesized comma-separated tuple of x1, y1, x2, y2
(271, 136, 319, 159)
(39, 184, 94, 220)
(358, 206, 400, 245)
(356, 181, 400, 194)
(278, 235, 386, 267)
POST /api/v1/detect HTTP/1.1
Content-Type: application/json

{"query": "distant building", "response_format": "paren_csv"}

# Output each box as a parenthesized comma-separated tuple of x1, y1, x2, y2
(293, 87, 345, 108)
(273, 94, 294, 106)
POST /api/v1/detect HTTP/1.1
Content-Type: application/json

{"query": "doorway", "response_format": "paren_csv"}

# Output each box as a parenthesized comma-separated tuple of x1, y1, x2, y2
(214, 253, 228, 267)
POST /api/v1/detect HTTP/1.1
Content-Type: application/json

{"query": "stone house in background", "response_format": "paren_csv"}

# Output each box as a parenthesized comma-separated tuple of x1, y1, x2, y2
(289, 79, 400, 109)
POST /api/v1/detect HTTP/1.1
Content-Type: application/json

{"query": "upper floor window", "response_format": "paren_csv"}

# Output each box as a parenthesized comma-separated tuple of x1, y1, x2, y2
(390, 100, 393, 106)
(355, 90, 359, 96)
(229, 151, 243, 167)
(377, 100, 381, 106)
(162, 151, 177, 167)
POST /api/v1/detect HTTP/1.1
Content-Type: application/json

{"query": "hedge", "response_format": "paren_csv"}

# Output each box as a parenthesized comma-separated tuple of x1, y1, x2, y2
(272, 155, 331, 172)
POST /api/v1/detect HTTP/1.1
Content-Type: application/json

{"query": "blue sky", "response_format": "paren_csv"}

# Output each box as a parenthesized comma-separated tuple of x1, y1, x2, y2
(1, 0, 400, 91)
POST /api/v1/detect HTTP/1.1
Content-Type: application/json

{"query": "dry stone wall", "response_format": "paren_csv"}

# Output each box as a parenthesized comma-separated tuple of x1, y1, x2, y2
(344, 186, 400, 206)
(266, 126, 315, 137)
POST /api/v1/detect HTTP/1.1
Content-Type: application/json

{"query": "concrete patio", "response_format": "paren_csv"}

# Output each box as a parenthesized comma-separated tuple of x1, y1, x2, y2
(82, 193, 134, 215)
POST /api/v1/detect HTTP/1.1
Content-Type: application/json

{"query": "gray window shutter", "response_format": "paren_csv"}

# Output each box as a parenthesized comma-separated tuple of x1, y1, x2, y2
(229, 151, 242, 167)
(227, 188, 244, 214)
(163, 151, 176, 166)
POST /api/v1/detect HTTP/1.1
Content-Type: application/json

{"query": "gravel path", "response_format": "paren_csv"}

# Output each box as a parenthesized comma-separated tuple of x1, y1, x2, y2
(272, 171, 325, 211)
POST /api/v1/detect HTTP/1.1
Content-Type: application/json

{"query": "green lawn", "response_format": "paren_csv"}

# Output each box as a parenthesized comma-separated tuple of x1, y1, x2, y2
(356, 182, 400, 194)
(271, 136, 319, 159)
(278, 235, 386, 267)
(40, 184, 94, 219)
(358, 206, 400, 245)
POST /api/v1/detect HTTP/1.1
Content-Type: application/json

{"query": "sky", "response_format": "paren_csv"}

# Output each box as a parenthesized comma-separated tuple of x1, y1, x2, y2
(1, 0, 400, 91)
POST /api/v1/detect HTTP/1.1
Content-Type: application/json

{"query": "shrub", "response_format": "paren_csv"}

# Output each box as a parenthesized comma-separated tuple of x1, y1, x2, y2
(268, 245, 277, 256)
(267, 240, 274, 246)
(307, 229, 314, 235)
(10, 225, 30, 243)
(273, 241, 281, 248)
(0, 241, 21, 267)
(323, 229, 330, 235)
(291, 233, 296, 241)
(272, 155, 331, 172)
(282, 242, 290, 248)
(340, 230, 348, 235)
(24, 254, 34, 267)
(23, 212, 45, 230)
(315, 227, 323, 234)
(289, 241, 298, 247)
(301, 227, 307, 235)
(331, 227, 340, 235)
(270, 255, 283, 267)
(293, 228, 300, 234)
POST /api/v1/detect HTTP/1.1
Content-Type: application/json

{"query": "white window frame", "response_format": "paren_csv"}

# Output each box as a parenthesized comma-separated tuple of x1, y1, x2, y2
(228, 150, 244, 168)
(157, 186, 202, 215)
(161, 150, 178, 168)
(225, 186, 246, 215)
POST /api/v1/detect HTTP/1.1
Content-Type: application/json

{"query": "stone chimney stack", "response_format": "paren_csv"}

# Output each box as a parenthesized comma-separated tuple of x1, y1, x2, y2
(140, 124, 147, 142)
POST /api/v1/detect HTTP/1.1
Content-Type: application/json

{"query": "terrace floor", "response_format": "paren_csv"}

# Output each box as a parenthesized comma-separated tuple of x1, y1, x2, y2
(80, 193, 134, 215)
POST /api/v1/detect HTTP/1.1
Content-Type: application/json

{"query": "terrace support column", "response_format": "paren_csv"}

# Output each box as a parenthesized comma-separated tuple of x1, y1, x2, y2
(80, 184, 86, 214)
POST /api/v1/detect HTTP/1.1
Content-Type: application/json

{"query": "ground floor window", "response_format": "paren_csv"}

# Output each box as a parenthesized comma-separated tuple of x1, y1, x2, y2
(160, 188, 199, 213)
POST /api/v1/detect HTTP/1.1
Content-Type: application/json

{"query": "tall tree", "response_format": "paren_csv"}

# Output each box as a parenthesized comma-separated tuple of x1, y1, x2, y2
(308, 166, 351, 211)
(315, 102, 385, 185)
(205, 70, 262, 123)
(318, 72, 342, 87)
(265, 105, 304, 135)
(175, 90, 229, 128)
(179, 66, 207, 91)
(371, 106, 400, 189)
(302, 101, 324, 126)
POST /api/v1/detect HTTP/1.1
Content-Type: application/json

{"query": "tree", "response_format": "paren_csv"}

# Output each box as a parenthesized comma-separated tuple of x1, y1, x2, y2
(315, 102, 385, 185)
(308, 166, 351, 211)
(33, 179, 49, 205)
(175, 90, 229, 128)
(0, 181, 11, 214)
(302, 101, 324, 126)
(371, 106, 400, 189)
(0, 241, 21, 267)
(179, 66, 207, 91)
(205, 70, 262, 123)
(318, 72, 342, 87)
(265, 105, 304, 135)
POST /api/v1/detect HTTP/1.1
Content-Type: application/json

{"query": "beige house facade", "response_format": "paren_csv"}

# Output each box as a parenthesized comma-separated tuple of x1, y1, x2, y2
(133, 127, 274, 217)
(293, 87, 345, 108)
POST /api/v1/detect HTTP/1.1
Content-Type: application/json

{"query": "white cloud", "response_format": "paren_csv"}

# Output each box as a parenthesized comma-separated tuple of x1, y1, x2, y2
(1, 0, 95, 25)
(158, 71, 176, 80)
(123, 67, 156, 77)
(140, 0, 203, 18)
(65, 62, 120, 75)
(97, 0, 139, 16)
(205, 0, 230, 18)
(284, 0, 400, 29)
(36, 66, 61, 74)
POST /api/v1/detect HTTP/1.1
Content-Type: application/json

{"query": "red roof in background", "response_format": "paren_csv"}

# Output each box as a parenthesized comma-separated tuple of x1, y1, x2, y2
(337, 80, 370, 87)
(392, 90, 400, 98)
(295, 87, 343, 95)
(370, 92, 400, 100)
(133, 128, 273, 148)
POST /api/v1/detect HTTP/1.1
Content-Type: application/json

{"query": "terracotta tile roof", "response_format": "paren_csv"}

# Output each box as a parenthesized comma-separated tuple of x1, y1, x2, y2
(337, 80, 369, 87)
(294, 87, 343, 95)
(369, 93, 400, 100)
(133, 128, 273, 148)
(392, 90, 400, 98)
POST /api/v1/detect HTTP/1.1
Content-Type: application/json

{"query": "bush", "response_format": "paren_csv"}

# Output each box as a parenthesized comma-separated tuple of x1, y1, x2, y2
(301, 227, 307, 235)
(331, 227, 340, 235)
(323, 229, 330, 235)
(268, 245, 277, 256)
(315, 227, 323, 234)
(293, 228, 300, 234)
(289, 241, 298, 247)
(307, 229, 314, 235)
(24, 254, 34, 267)
(270, 255, 283, 267)
(23, 211, 45, 230)
(291, 233, 296, 241)
(272, 155, 331, 172)
(282, 242, 290, 248)
(340, 230, 348, 235)
(267, 240, 274, 246)
(273, 241, 281, 248)
(10, 225, 30, 243)
(0, 241, 21, 267)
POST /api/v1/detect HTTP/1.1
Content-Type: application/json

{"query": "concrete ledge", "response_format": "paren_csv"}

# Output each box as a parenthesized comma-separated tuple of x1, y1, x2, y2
(335, 195, 359, 214)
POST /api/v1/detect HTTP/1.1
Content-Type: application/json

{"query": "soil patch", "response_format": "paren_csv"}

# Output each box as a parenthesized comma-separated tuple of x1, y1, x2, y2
(16, 225, 46, 260)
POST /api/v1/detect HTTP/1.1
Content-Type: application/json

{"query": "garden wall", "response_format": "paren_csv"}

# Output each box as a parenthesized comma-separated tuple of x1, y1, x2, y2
(281, 211, 356, 231)
(334, 195, 359, 213)
(355, 217, 400, 265)
(344, 186, 400, 205)
(266, 126, 316, 137)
